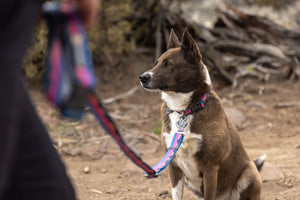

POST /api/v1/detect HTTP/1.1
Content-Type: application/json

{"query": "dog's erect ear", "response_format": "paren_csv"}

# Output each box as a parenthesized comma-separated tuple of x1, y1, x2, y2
(181, 28, 202, 63)
(167, 29, 181, 49)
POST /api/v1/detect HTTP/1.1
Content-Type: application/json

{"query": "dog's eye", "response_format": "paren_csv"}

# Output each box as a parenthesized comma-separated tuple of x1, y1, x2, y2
(164, 61, 172, 67)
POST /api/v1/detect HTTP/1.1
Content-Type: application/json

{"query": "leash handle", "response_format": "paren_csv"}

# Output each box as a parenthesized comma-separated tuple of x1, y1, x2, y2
(43, 1, 157, 178)
(43, 1, 96, 119)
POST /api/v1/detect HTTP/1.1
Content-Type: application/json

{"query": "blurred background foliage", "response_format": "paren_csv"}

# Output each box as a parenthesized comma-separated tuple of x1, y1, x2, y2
(23, 22, 47, 82)
(23, 0, 299, 82)
(243, 0, 296, 9)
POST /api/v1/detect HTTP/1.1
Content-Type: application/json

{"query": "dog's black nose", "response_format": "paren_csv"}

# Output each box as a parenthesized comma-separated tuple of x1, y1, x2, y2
(139, 73, 151, 84)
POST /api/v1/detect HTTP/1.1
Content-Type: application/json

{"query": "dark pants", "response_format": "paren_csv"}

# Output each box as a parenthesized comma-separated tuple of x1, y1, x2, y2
(0, 0, 76, 199)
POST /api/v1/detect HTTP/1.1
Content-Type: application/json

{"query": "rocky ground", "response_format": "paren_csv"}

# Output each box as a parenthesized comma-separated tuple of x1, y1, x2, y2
(29, 53, 300, 199)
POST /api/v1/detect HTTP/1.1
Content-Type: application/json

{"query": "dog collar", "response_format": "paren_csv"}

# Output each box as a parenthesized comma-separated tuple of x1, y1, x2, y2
(166, 93, 208, 116)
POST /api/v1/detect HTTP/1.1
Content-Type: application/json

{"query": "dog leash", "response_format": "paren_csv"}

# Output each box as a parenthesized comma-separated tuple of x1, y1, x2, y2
(42, 2, 207, 178)
(43, 2, 156, 177)
(87, 92, 158, 177)
(152, 93, 207, 176)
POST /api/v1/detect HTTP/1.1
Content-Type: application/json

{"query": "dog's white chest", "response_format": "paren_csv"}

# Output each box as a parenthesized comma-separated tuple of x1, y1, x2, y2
(163, 112, 203, 187)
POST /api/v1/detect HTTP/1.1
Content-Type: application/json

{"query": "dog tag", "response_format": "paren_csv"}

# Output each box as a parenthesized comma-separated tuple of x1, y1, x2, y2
(176, 117, 187, 130)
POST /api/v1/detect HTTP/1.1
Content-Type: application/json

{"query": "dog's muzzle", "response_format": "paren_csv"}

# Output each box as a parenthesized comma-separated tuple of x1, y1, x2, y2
(139, 72, 152, 88)
(139, 73, 151, 84)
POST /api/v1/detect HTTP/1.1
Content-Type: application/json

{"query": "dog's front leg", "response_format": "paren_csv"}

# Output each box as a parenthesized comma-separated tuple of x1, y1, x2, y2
(169, 163, 184, 200)
(203, 165, 219, 200)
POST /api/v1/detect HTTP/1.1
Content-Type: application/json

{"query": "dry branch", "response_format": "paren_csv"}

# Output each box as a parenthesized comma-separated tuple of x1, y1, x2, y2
(130, 1, 300, 85)
(103, 86, 140, 104)
(274, 102, 300, 109)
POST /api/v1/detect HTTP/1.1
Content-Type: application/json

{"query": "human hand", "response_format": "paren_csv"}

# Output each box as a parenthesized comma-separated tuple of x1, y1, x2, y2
(63, 0, 100, 29)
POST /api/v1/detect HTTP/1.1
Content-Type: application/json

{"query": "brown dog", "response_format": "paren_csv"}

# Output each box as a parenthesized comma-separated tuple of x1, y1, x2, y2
(139, 28, 265, 200)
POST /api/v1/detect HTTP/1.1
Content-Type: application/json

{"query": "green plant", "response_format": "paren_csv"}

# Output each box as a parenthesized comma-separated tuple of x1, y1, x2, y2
(153, 120, 162, 135)
(23, 22, 47, 82)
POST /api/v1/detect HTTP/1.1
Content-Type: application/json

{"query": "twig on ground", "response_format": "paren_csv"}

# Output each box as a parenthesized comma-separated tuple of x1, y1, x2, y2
(91, 189, 103, 195)
(274, 102, 300, 108)
(143, 132, 161, 142)
(103, 86, 140, 104)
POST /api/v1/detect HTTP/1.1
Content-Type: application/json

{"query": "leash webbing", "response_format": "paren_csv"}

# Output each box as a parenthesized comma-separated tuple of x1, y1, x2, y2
(152, 132, 184, 175)
(87, 92, 157, 177)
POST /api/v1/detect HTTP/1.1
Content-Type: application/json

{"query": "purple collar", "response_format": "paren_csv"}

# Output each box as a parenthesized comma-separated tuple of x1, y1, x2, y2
(165, 93, 208, 116)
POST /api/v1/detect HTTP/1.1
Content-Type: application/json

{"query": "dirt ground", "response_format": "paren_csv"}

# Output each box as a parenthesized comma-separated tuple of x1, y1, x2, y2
(30, 56, 300, 200)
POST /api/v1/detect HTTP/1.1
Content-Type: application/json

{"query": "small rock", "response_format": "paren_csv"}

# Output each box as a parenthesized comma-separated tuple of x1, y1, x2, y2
(61, 147, 82, 157)
(117, 175, 122, 179)
(284, 181, 294, 188)
(106, 187, 118, 194)
(224, 107, 246, 128)
(101, 169, 107, 173)
(157, 190, 169, 199)
(83, 166, 90, 174)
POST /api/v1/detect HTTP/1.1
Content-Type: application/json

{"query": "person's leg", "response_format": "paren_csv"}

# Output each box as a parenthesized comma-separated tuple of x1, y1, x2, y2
(3, 81, 77, 200)
(0, 0, 42, 195)
(0, 0, 76, 199)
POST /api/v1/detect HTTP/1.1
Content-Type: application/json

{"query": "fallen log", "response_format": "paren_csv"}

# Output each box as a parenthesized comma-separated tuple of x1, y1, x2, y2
(130, 1, 300, 85)
(193, 2, 300, 84)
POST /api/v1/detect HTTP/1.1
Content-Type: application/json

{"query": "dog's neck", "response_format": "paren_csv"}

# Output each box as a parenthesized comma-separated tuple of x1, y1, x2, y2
(161, 91, 194, 111)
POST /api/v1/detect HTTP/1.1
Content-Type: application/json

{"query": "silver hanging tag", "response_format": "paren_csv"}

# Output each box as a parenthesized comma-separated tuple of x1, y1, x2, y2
(176, 113, 187, 130)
